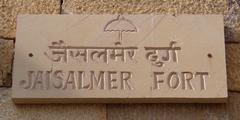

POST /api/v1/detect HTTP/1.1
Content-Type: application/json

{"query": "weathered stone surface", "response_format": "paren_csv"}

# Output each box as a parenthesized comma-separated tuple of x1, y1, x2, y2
(228, 92, 240, 120)
(62, 0, 227, 14)
(224, 0, 240, 43)
(0, 0, 61, 38)
(0, 88, 106, 120)
(224, 27, 240, 43)
(226, 44, 240, 91)
(0, 38, 14, 87)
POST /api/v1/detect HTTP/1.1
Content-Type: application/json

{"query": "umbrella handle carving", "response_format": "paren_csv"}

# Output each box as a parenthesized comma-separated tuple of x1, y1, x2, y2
(116, 31, 123, 45)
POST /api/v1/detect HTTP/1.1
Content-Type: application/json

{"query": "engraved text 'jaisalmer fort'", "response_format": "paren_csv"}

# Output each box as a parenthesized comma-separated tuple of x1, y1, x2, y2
(19, 15, 210, 91)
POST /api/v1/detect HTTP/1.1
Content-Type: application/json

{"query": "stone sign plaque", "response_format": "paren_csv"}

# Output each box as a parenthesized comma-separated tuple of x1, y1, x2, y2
(12, 15, 227, 103)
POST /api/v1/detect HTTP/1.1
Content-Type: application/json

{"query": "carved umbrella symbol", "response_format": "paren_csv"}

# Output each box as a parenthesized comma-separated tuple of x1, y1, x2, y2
(104, 15, 137, 45)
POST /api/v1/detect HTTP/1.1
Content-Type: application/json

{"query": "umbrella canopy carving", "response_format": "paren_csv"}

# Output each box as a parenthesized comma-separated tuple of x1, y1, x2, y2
(104, 15, 137, 45)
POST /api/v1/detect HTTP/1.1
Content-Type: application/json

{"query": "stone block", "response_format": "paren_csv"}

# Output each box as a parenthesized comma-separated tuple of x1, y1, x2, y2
(12, 15, 227, 103)
(224, 0, 240, 43)
(0, 38, 14, 87)
(226, 44, 240, 91)
(0, 0, 61, 38)
(228, 92, 240, 120)
(62, 0, 227, 14)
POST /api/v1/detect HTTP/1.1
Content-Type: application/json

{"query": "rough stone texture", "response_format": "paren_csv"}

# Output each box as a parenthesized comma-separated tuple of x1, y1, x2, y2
(62, 0, 227, 14)
(226, 44, 240, 91)
(0, 88, 106, 120)
(228, 92, 240, 120)
(224, 27, 240, 43)
(0, 0, 61, 38)
(225, 0, 240, 29)
(0, 38, 14, 87)
(224, 0, 240, 43)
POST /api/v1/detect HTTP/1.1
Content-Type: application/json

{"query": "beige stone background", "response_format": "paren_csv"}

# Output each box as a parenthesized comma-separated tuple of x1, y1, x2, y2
(1, 0, 240, 119)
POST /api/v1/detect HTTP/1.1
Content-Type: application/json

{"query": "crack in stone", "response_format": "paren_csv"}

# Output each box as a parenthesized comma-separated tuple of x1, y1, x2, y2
(0, 36, 15, 41)
(60, 0, 63, 14)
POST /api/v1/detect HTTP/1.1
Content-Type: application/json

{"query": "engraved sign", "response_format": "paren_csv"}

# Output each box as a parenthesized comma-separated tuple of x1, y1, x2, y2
(12, 15, 227, 103)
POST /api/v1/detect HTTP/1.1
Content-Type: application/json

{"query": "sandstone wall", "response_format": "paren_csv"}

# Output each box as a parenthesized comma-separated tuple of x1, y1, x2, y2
(1, 0, 240, 119)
